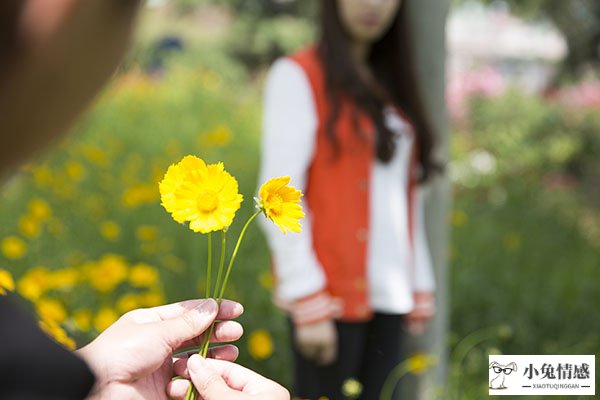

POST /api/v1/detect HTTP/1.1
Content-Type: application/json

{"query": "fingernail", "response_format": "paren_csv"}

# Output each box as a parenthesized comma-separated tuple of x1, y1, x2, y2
(235, 302, 244, 314)
(188, 354, 204, 373)
(196, 299, 217, 315)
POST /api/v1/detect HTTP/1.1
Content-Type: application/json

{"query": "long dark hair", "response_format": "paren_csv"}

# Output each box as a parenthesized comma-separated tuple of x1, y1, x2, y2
(319, 0, 438, 182)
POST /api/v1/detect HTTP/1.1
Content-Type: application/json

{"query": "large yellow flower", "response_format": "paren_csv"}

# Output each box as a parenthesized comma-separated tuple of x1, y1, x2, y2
(159, 155, 243, 233)
(258, 176, 304, 234)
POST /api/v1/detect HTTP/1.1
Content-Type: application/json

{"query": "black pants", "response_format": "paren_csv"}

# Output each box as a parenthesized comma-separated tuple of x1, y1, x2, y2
(291, 313, 406, 400)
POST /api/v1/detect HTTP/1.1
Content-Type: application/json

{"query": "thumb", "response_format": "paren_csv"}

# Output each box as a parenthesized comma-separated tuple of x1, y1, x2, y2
(155, 299, 218, 350)
(188, 354, 238, 400)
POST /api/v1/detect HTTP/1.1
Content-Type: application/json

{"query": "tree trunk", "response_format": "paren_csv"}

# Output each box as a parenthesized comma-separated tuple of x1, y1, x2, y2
(401, 0, 451, 399)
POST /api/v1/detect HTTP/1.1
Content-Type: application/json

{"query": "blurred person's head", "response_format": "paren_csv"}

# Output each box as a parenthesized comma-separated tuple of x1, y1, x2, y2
(319, 0, 439, 181)
(336, 0, 401, 45)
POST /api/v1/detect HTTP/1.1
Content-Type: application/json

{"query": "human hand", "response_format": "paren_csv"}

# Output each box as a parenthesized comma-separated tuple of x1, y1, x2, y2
(167, 355, 290, 400)
(294, 318, 338, 365)
(76, 298, 243, 399)
(405, 291, 435, 335)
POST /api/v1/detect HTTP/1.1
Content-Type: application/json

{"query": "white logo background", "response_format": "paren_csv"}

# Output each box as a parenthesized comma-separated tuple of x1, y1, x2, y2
(488, 355, 595, 396)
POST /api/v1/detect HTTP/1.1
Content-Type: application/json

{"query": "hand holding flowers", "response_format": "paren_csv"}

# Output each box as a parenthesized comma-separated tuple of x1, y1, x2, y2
(159, 155, 303, 400)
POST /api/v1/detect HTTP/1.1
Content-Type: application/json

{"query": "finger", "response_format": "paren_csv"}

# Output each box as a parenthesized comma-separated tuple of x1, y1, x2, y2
(153, 299, 218, 350)
(126, 299, 242, 324)
(176, 320, 244, 350)
(197, 358, 290, 398)
(172, 345, 240, 378)
(166, 377, 191, 400)
(187, 355, 240, 400)
(216, 300, 244, 320)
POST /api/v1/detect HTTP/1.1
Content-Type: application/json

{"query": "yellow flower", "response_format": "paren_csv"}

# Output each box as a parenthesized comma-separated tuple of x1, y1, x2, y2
(407, 353, 436, 375)
(122, 184, 159, 208)
(129, 263, 159, 287)
(19, 215, 41, 238)
(39, 318, 76, 350)
(503, 232, 521, 252)
(199, 125, 233, 148)
(451, 209, 467, 227)
(36, 298, 68, 324)
(341, 378, 363, 399)
(17, 266, 49, 300)
(47, 268, 80, 290)
(257, 176, 304, 234)
(94, 308, 118, 332)
(73, 309, 92, 331)
(247, 329, 274, 360)
(86, 254, 128, 292)
(0, 269, 15, 295)
(136, 225, 159, 241)
(140, 290, 165, 307)
(159, 156, 243, 233)
(100, 221, 121, 241)
(258, 270, 274, 290)
(28, 198, 52, 220)
(117, 293, 142, 313)
(1, 236, 27, 259)
(65, 161, 85, 181)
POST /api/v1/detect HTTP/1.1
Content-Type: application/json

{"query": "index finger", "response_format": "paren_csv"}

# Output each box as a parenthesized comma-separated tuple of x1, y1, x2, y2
(125, 299, 243, 324)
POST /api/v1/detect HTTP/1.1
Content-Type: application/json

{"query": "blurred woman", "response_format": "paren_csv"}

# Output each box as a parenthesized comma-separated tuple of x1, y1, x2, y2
(258, 0, 439, 398)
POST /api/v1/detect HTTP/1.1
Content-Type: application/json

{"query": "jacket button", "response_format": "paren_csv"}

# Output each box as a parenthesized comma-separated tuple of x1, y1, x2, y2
(356, 229, 368, 242)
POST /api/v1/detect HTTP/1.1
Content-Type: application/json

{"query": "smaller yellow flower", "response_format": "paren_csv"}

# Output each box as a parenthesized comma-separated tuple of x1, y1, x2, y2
(258, 270, 274, 290)
(36, 298, 68, 324)
(73, 309, 92, 331)
(129, 263, 159, 287)
(199, 125, 233, 148)
(503, 232, 521, 252)
(47, 268, 80, 290)
(65, 161, 85, 181)
(248, 329, 274, 360)
(0, 269, 15, 295)
(136, 225, 159, 241)
(19, 215, 41, 238)
(2, 236, 27, 259)
(117, 293, 142, 313)
(28, 198, 52, 220)
(451, 209, 467, 228)
(257, 176, 304, 234)
(140, 290, 165, 307)
(100, 221, 121, 241)
(17, 266, 49, 300)
(94, 307, 118, 332)
(86, 254, 128, 293)
(39, 318, 76, 350)
(407, 353, 436, 375)
(341, 378, 363, 399)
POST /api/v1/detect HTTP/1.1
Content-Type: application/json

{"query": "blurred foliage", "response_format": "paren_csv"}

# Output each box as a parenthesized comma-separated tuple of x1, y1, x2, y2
(456, 0, 600, 83)
(447, 89, 600, 399)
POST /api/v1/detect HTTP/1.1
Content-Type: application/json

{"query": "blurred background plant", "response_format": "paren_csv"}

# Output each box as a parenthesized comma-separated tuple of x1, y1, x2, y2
(1, 0, 598, 398)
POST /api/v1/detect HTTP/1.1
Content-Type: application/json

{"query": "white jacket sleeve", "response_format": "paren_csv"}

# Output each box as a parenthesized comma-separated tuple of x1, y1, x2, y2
(412, 185, 436, 292)
(258, 58, 327, 302)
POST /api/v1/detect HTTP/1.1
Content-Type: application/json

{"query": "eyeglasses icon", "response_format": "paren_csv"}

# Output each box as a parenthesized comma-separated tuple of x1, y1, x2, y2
(493, 366, 514, 375)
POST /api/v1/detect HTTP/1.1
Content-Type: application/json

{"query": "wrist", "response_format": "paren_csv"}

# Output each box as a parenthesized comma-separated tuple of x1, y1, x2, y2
(75, 344, 107, 399)
(290, 290, 342, 326)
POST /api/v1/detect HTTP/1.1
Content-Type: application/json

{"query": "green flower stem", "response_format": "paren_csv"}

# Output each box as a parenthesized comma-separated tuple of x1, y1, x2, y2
(206, 232, 212, 297)
(186, 211, 262, 400)
(216, 210, 261, 301)
(212, 230, 227, 299)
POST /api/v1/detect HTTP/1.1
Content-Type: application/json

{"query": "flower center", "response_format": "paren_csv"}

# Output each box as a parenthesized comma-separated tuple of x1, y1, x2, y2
(197, 191, 219, 213)
(268, 194, 283, 216)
